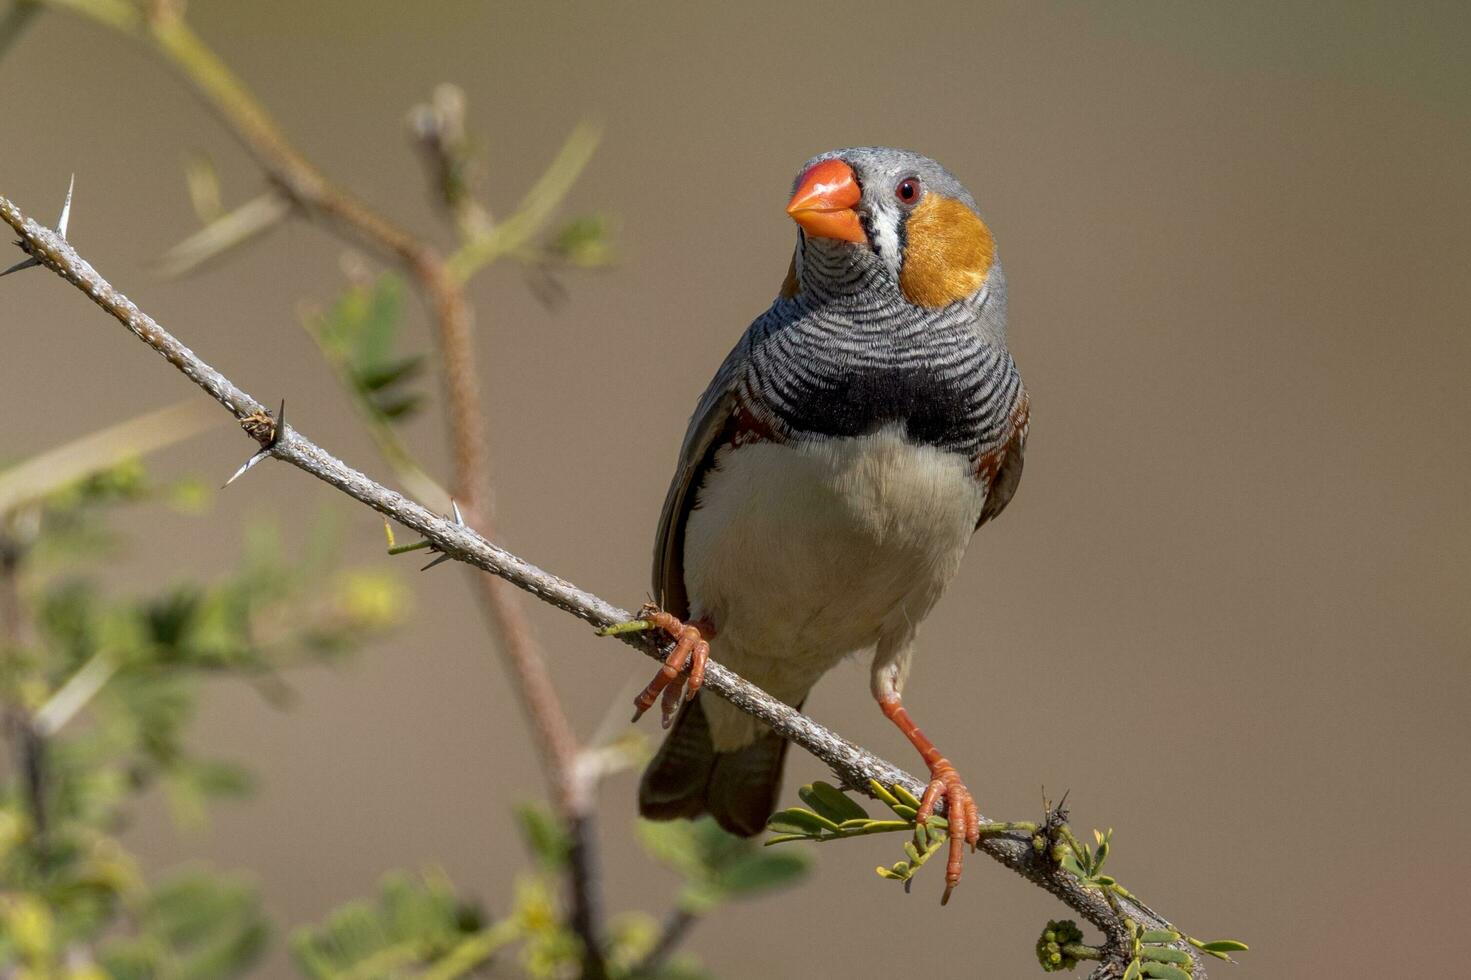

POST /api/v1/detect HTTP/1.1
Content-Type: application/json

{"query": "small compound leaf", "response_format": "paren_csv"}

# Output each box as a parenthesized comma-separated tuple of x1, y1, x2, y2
(798, 781, 868, 823)
(765, 808, 837, 836)
(1140, 964, 1190, 980)
(1140, 947, 1191, 965)
(892, 784, 923, 810)
(876, 861, 912, 881)
(1139, 930, 1180, 944)
(868, 780, 901, 808)
(1199, 940, 1248, 953)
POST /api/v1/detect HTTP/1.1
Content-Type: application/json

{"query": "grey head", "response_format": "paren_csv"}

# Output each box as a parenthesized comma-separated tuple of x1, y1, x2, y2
(784, 146, 1004, 336)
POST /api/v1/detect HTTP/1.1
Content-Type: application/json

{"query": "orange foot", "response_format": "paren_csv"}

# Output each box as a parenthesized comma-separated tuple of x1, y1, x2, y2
(629, 605, 713, 728)
(915, 761, 981, 905)
(878, 693, 981, 904)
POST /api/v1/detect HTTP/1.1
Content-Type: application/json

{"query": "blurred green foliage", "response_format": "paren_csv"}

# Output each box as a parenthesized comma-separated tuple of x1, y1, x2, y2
(0, 435, 808, 979)
(284, 810, 810, 980)
(0, 454, 408, 978)
(307, 274, 426, 427)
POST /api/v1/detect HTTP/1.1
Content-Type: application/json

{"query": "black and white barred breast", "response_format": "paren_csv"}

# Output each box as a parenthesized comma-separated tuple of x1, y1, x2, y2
(740, 289, 1020, 460)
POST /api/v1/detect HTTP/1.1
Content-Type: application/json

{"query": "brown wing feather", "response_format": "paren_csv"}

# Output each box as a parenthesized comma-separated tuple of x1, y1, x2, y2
(975, 384, 1029, 529)
(652, 335, 761, 618)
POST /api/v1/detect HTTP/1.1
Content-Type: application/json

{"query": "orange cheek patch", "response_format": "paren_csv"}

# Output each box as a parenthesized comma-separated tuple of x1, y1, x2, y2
(898, 195, 995, 309)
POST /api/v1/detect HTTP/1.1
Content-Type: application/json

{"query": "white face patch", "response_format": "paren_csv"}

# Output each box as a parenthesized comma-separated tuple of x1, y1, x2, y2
(863, 194, 906, 280)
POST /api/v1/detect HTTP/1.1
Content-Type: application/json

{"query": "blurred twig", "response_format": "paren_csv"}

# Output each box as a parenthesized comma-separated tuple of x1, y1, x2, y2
(444, 121, 603, 283)
(24, 2, 610, 967)
(406, 83, 494, 242)
(0, 196, 1205, 980)
(34, 1, 606, 967)
(0, 0, 42, 63)
(629, 907, 697, 980)
(0, 400, 220, 513)
(153, 190, 291, 277)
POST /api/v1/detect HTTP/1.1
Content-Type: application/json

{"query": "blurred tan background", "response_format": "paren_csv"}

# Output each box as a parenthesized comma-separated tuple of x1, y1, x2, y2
(3, 0, 1469, 976)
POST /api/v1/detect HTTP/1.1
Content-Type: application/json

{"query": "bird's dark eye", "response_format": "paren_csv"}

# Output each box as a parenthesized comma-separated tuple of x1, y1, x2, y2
(895, 178, 922, 204)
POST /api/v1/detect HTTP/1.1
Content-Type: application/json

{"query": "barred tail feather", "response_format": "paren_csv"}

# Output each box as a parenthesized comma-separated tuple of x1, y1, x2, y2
(638, 698, 793, 838)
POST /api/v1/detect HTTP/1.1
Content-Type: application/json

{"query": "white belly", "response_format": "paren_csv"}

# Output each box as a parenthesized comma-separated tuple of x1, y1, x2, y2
(684, 425, 985, 749)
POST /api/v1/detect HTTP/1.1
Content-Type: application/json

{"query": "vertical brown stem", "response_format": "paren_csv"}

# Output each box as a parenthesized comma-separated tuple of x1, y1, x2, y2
(134, 14, 605, 973)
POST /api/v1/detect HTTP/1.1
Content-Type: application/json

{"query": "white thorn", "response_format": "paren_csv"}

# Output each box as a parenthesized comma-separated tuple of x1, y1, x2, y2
(450, 499, 464, 525)
(421, 553, 453, 571)
(222, 448, 269, 488)
(0, 256, 40, 278)
(58, 174, 75, 239)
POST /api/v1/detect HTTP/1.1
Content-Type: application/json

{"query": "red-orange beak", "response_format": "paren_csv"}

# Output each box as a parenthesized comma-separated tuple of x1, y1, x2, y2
(786, 159, 865, 243)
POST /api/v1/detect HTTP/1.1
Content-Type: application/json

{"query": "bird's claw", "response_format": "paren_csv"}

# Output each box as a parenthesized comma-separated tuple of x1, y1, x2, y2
(628, 605, 712, 728)
(915, 762, 981, 905)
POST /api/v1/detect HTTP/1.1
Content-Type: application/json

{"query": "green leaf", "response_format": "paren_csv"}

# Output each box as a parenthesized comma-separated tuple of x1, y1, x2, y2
(1141, 947, 1191, 965)
(876, 863, 911, 880)
(1139, 930, 1180, 944)
(343, 275, 405, 369)
(1122, 962, 1142, 980)
(550, 214, 615, 267)
(514, 803, 571, 871)
(355, 354, 425, 393)
(868, 780, 901, 808)
(764, 808, 837, 837)
(797, 781, 868, 823)
(1198, 940, 1248, 952)
(101, 868, 269, 980)
(309, 273, 425, 426)
(369, 392, 426, 421)
(892, 784, 923, 810)
(636, 819, 706, 879)
(289, 870, 483, 979)
(678, 882, 727, 914)
(1140, 964, 1191, 980)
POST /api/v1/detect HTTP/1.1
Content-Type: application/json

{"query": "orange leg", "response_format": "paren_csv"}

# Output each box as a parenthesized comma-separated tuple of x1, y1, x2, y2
(631, 607, 714, 728)
(878, 694, 981, 904)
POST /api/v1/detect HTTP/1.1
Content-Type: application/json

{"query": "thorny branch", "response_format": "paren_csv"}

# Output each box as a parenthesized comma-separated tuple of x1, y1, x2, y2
(40, 1, 605, 970)
(1, 194, 1204, 980)
(141, 0, 581, 806)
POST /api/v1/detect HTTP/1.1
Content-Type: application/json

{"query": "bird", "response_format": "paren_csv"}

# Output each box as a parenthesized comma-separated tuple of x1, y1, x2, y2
(623, 146, 1028, 902)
